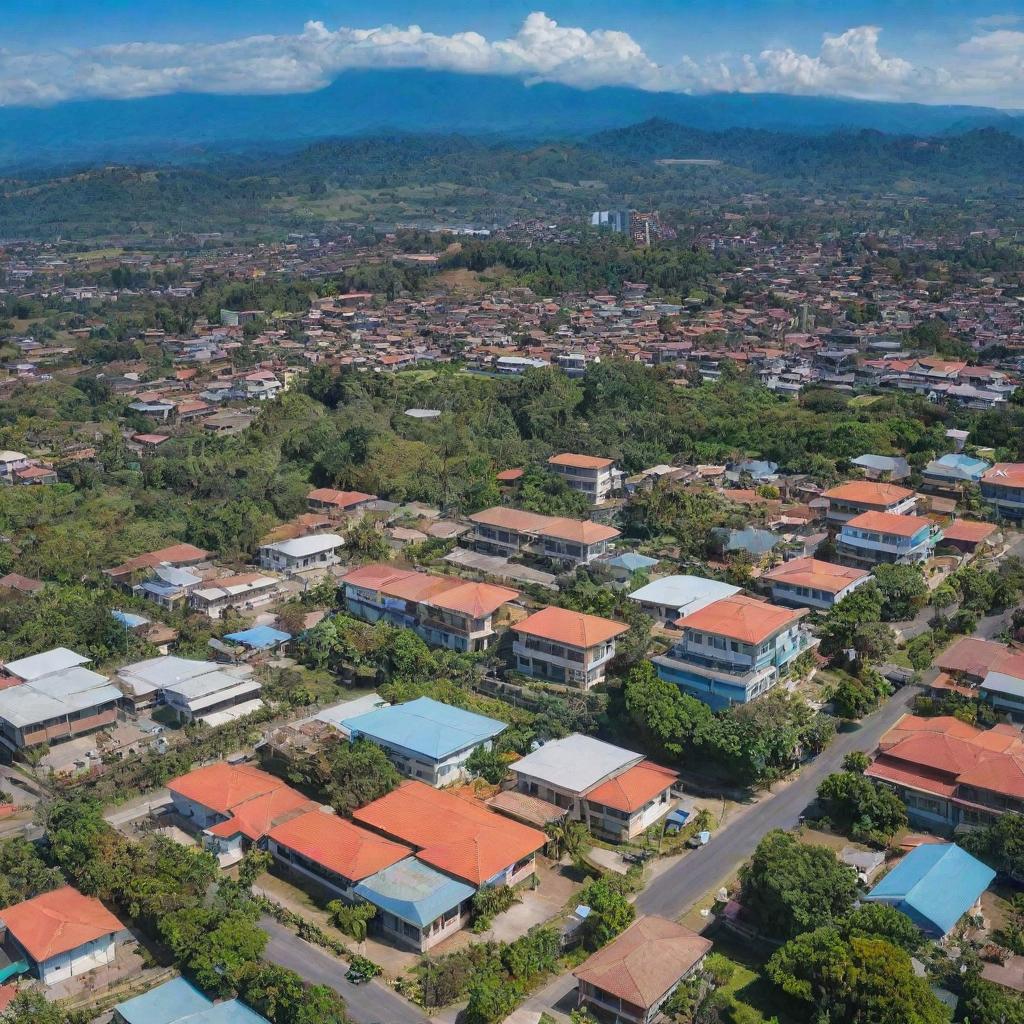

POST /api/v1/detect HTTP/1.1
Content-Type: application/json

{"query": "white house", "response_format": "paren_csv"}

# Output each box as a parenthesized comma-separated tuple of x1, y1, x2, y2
(627, 575, 740, 624)
(258, 534, 344, 573)
(762, 557, 872, 610)
(547, 453, 622, 505)
(0, 451, 30, 484)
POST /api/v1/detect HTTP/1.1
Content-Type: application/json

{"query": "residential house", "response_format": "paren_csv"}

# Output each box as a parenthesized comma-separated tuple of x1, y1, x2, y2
(512, 606, 627, 689)
(189, 573, 278, 618)
(0, 572, 43, 596)
(653, 594, 812, 710)
(342, 563, 518, 653)
(546, 453, 622, 505)
(114, 977, 271, 1024)
(627, 575, 740, 625)
(0, 451, 29, 483)
(161, 665, 264, 726)
(837, 511, 941, 567)
(14, 464, 57, 485)
(258, 533, 344, 574)
(981, 463, 1024, 521)
(307, 488, 378, 515)
(104, 543, 210, 585)
(341, 696, 506, 786)
(468, 507, 619, 566)
(762, 556, 871, 610)
(921, 453, 991, 496)
(823, 481, 918, 526)
(850, 454, 911, 482)
(116, 655, 257, 714)
(131, 563, 202, 611)
(574, 916, 712, 1024)
(941, 520, 1000, 556)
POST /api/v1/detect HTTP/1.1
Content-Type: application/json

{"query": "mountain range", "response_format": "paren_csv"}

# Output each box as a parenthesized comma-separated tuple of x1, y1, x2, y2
(3, 69, 1022, 169)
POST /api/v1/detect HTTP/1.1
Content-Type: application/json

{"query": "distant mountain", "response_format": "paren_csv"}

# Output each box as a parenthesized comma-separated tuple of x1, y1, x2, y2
(1, 69, 1021, 169)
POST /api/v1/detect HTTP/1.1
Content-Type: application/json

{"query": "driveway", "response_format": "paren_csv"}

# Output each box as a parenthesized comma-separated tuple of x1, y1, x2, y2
(260, 916, 428, 1024)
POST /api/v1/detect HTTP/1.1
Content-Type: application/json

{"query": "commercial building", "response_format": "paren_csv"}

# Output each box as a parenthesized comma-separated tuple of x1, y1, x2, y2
(762, 556, 871, 610)
(468, 507, 619, 566)
(342, 563, 518, 652)
(512, 606, 627, 690)
(837, 511, 941, 567)
(258, 533, 344, 574)
(627, 575, 740, 624)
(341, 696, 506, 786)
(653, 594, 812, 710)
(981, 463, 1024, 521)
(546, 453, 622, 505)
(822, 481, 917, 526)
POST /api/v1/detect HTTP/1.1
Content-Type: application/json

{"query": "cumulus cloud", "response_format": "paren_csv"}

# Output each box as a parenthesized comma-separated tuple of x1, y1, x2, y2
(0, 12, 1021, 108)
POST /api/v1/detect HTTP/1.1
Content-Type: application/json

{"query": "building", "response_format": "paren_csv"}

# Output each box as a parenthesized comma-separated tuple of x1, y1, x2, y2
(547, 453, 622, 505)
(131, 563, 202, 611)
(921, 453, 991, 496)
(508, 735, 677, 843)
(864, 844, 994, 940)
(574, 916, 712, 1024)
(627, 575, 740, 624)
(258, 534, 344, 574)
(823, 481, 917, 526)
(981, 463, 1024, 521)
(653, 594, 812, 710)
(837, 511, 941, 567)
(306, 488, 377, 515)
(512, 606, 627, 689)
(0, 649, 123, 759)
(114, 977, 271, 1024)
(941, 519, 999, 555)
(341, 696, 506, 786)
(189, 573, 278, 618)
(850, 454, 911, 482)
(342, 563, 518, 652)
(0, 451, 29, 484)
(0, 886, 127, 985)
(468, 507, 620, 566)
(116, 655, 257, 714)
(762, 556, 871, 610)
(161, 665, 264, 725)
(105, 543, 210, 584)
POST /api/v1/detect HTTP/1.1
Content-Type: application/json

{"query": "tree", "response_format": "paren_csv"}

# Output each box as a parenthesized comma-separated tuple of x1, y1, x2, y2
(819, 583, 884, 656)
(466, 745, 508, 785)
(831, 668, 891, 720)
(238, 849, 272, 890)
(817, 770, 908, 844)
(623, 661, 713, 761)
(873, 563, 928, 621)
(327, 900, 376, 942)
(319, 739, 401, 817)
(740, 831, 858, 940)
(840, 903, 923, 953)
(960, 811, 1024, 881)
(842, 750, 871, 774)
(0, 992, 70, 1024)
(0, 836, 64, 908)
(545, 819, 591, 862)
(161, 906, 268, 995)
(959, 975, 1024, 1024)
(581, 876, 636, 949)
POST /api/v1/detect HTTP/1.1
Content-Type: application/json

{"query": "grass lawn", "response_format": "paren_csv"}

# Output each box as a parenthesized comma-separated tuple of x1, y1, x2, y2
(707, 930, 802, 1024)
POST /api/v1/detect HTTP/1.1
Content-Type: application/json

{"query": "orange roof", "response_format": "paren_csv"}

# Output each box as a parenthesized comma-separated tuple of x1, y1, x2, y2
(942, 520, 998, 543)
(168, 762, 292, 815)
(548, 453, 614, 470)
(308, 487, 376, 508)
(106, 543, 209, 576)
(352, 781, 545, 885)
(537, 518, 620, 544)
(845, 510, 933, 537)
(267, 809, 410, 881)
(586, 762, 677, 813)
(937, 637, 1015, 680)
(763, 556, 869, 593)
(679, 594, 803, 644)
(574, 916, 711, 1010)
(344, 563, 518, 617)
(0, 886, 124, 962)
(513, 606, 627, 648)
(496, 468, 524, 482)
(469, 507, 620, 544)
(982, 463, 1024, 488)
(469, 506, 556, 533)
(824, 481, 915, 507)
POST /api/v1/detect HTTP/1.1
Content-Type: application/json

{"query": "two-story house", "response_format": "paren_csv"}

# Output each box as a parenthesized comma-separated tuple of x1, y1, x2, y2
(468, 507, 619, 567)
(547, 453, 622, 505)
(258, 533, 344, 574)
(981, 463, 1024, 521)
(762, 556, 871, 611)
(836, 511, 941, 567)
(822, 481, 917, 526)
(512, 606, 627, 689)
(653, 594, 812, 710)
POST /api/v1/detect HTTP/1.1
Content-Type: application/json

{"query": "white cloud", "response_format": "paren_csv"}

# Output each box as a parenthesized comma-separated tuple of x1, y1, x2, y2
(0, 13, 1022, 109)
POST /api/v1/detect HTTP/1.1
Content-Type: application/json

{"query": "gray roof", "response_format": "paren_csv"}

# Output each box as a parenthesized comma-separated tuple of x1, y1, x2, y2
(5, 647, 90, 681)
(511, 735, 643, 794)
(851, 454, 911, 477)
(163, 670, 261, 703)
(0, 667, 122, 728)
(628, 576, 739, 616)
(117, 656, 252, 698)
(981, 670, 1024, 699)
(261, 534, 344, 557)
(311, 693, 389, 732)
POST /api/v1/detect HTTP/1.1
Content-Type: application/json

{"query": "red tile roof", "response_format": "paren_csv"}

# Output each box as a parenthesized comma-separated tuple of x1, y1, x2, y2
(513, 606, 627, 649)
(937, 637, 1017, 681)
(585, 762, 677, 813)
(106, 543, 210, 576)
(824, 481, 915, 506)
(548, 453, 614, 470)
(308, 488, 377, 508)
(0, 886, 124, 962)
(678, 594, 803, 644)
(343, 564, 518, 617)
(942, 520, 998, 543)
(845, 510, 933, 537)
(468, 507, 619, 544)
(982, 463, 1024, 489)
(763, 556, 869, 593)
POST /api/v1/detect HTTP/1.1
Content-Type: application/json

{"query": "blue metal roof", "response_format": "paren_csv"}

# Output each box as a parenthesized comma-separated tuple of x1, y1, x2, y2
(865, 843, 995, 938)
(115, 977, 271, 1024)
(222, 625, 291, 648)
(342, 696, 505, 760)
(112, 610, 149, 628)
(354, 857, 474, 927)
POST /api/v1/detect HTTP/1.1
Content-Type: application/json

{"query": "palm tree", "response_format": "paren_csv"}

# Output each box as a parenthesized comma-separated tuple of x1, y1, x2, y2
(545, 819, 591, 862)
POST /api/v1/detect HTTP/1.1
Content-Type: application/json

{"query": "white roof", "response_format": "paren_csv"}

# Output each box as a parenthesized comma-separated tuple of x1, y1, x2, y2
(628, 576, 740, 617)
(0, 451, 27, 463)
(982, 670, 1024, 699)
(193, 576, 276, 600)
(5, 647, 91, 682)
(261, 534, 344, 557)
(511, 735, 643, 794)
(117, 656, 252, 697)
(312, 693, 389, 732)
(200, 698, 265, 727)
(163, 670, 261, 703)
(0, 667, 122, 728)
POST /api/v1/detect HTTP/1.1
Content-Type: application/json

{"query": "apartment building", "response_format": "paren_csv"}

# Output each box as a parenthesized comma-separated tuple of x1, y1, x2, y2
(341, 563, 518, 652)
(822, 481, 917, 526)
(837, 511, 941, 567)
(653, 594, 812, 710)
(981, 463, 1024, 521)
(468, 506, 620, 566)
(258, 533, 344, 574)
(762, 556, 871, 610)
(546, 453, 622, 505)
(512, 606, 627, 689)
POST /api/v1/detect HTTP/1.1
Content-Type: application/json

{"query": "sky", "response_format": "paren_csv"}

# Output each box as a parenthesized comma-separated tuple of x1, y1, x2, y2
(3, 1, 1024, 108)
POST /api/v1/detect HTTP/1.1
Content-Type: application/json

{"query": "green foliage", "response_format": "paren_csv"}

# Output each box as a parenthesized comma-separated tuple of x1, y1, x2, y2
(841, 903, 923, 953)
(958, 975, 1024, 1024)
(872, 564, 928, 621)
(819, 583, 885, 657)
(842, 750, 871, 773)
(960, 811, 1024, 880)
(817, 771, 908, 844)
(623, 661, 713, 762)
(471, 886, 519, 931)
(0, 836, 65, 909)
(830, 667, 892, 720)
(287, 737, 401, 817)
(579, 874, 637, 950)
(466, 745, 509, 785)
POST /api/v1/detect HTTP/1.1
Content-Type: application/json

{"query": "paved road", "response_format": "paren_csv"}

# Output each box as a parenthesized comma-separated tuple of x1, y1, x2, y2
(260, 916, 428, 1024)
(635, 684, 919, 920)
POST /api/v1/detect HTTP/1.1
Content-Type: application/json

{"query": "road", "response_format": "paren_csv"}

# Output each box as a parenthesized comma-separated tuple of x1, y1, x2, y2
(260, 916, 428, 1024)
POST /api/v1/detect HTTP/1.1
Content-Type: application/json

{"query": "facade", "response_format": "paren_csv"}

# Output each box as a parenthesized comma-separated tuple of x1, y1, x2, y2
(822, 481, 917, 526)
(653, 594, 812, 710)
(0, 450, 29, 483)
(762, 556, 871, 610)
(512, 606, 627, 690)
(342, 563, 518, 653)
(547, 453, 622, 505)
(468, 506, 620, 566)
(837, 511, 941, 567)
(574, 916, 712, 1024)
(0, 886, 127, 985)
(258, 533, 343, 573)
(189, 573, 278, 618)
(981, 463, 1024, 521)
(509, 735, 678, 843)
(341, 696, 506, 786)
(628, 575, 740, 624)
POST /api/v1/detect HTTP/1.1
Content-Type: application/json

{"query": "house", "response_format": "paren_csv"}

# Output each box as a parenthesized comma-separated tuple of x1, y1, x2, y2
(105, 543, 210, 584)
(189, 573, 278, 618)
(653, 594, 812, 710)
(131, 563, 202, 611)
(342, 563, 519, 653)
(116, 655, 257, 714)
(921, 453, 991, 496)
(0, 886, 127, 985)
(512, 606, 628, 689)
(508, 735, 678, 843)
(605, 552, 660, 583)
(822, 481, 917, 525)
(574, 916, 712, 1024)
(941, 519, 999, 555)
(627, 575, 740, 624)
(341, 696, 506, 786)
(979, 666, 1024, 718)
(864, 843, 994, 940)
(837, 511, 941, 567)
(762, 556, 871, 610)
(307, 488, 377, 515)
(935, 636, 1024, 687)
(468, 507, 620, 566)
(981, 463, 1024, 521)
(114, 976, 271, 1024)
(547, 453, 622, 505)
(161, 665, 264, 725)
(0, 649, 123, 758)
(13, 464, 57, 485)
(258, 533, 344, 574)
(0, 451, 29, 484)
(0, 572, 43, 596)
(167, 762, 317, 865)
(850, 454, 911, 482)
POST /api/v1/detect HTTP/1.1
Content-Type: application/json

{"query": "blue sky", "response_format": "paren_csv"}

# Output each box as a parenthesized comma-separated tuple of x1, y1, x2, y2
(3, 2, 1024, 107)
